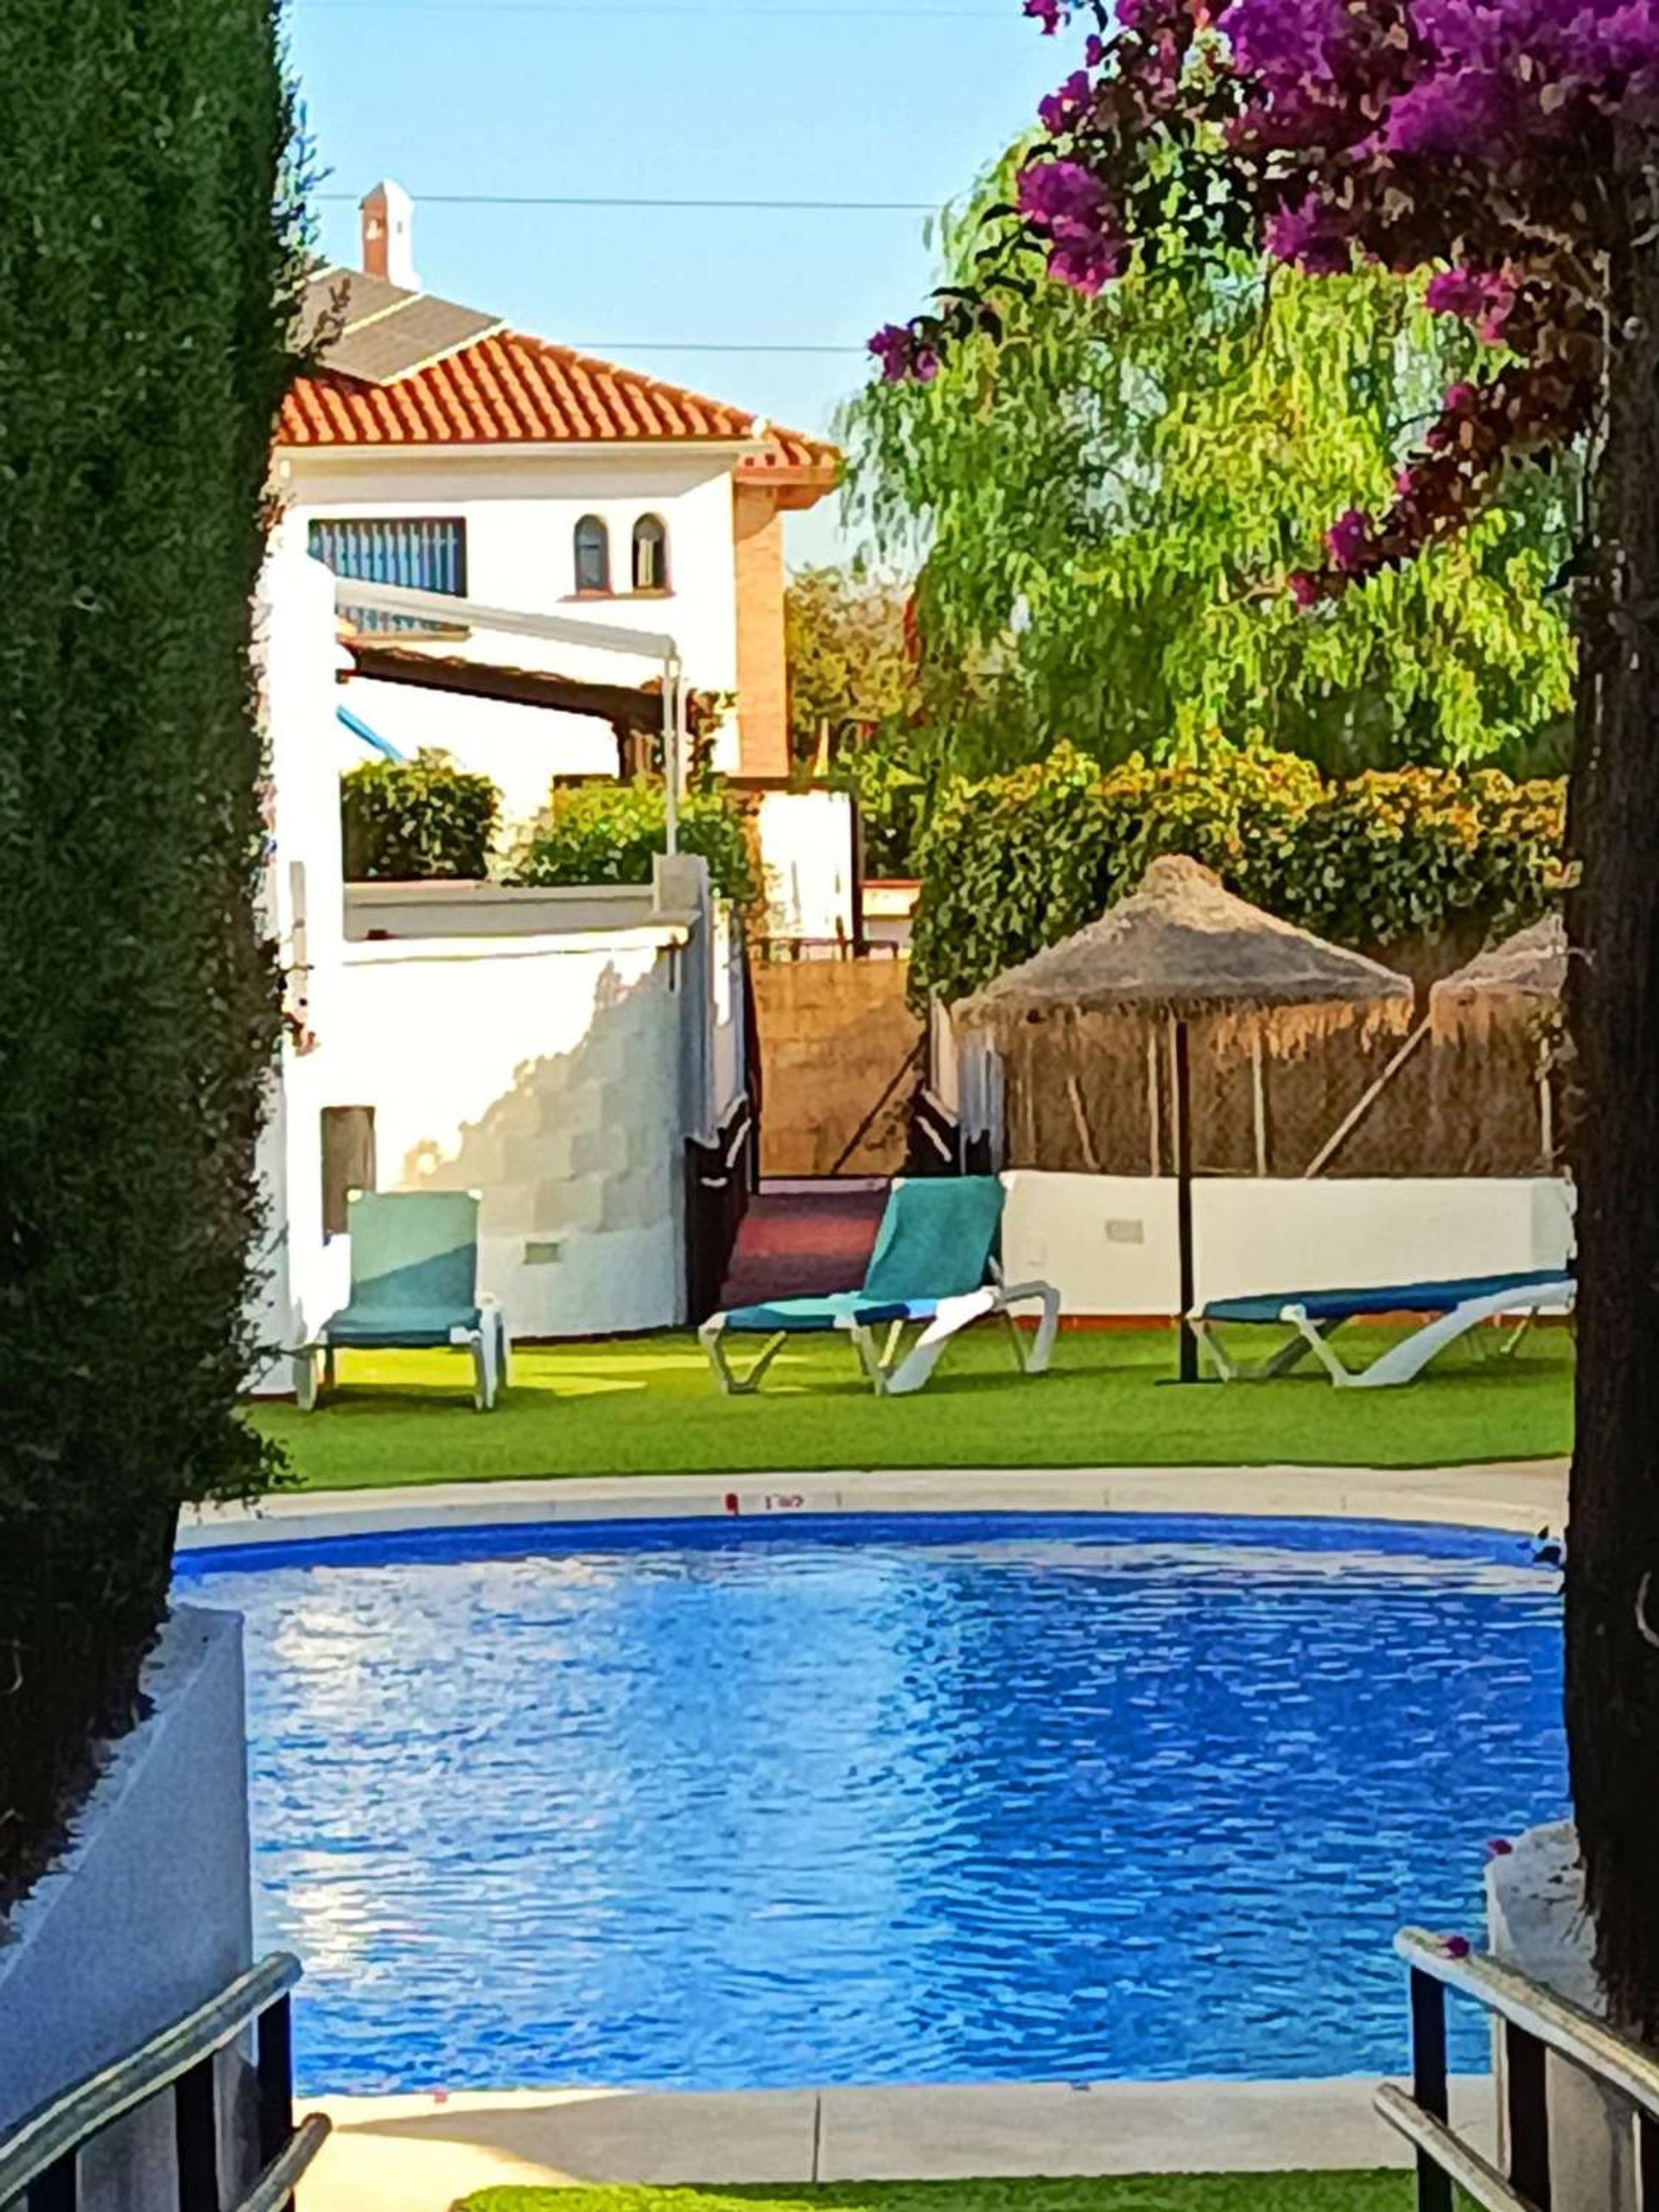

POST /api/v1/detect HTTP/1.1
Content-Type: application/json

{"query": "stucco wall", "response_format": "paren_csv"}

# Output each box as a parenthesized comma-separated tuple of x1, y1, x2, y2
(0, 1608, 256, 2209)
(1001, 1171, 1576, 1317)
(326, 927, 691, 1337)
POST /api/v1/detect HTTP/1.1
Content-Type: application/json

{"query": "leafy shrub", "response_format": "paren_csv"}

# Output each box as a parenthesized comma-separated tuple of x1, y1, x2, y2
(341, 750, 500, 880)
(912, 742, 1566, 1002)
(0, 0, 303, 1906)
(512, 779, 758, 907)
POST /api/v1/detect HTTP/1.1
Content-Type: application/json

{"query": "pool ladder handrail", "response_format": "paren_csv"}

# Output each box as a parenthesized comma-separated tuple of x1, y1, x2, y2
(0, 1951, 328, 2212)
(1382, 1923, 1659, 2212)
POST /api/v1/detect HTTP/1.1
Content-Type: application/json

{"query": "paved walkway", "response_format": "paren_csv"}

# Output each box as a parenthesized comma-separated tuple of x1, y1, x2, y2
(296, 2074, 1495, 2209)
(182, 1457, 1568, 1551)
(717, 1182, 887, 1310)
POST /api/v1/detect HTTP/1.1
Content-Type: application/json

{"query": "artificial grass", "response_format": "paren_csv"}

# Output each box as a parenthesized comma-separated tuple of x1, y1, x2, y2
(251, 1324, 1572, 1491)
(457, 2180, 1411, 2212)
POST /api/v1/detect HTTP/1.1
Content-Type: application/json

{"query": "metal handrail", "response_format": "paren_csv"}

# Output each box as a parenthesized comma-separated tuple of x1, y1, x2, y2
(0, 1954, 302, 2205)
(232, 2113, 332, 2212)
(1395, 1926, 1659, 2121)
(1374, 2085, 1533, 2212)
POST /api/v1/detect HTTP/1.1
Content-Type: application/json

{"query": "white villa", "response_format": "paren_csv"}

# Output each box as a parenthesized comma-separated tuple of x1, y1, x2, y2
(276, 181, 839, 823)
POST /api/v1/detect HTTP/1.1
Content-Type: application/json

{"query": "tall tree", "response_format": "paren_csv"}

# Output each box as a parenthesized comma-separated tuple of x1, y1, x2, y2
(847, 167, 1576, 779)
(785, 566, 917, 763)
(876, 0, 1659, 2031)
(0, 0, 304, 1907)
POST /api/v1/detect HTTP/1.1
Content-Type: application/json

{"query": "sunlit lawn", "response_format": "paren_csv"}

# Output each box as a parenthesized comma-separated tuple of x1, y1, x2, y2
(458, 2182, 1412, 2212)
(250, 1322, 1573, 1491)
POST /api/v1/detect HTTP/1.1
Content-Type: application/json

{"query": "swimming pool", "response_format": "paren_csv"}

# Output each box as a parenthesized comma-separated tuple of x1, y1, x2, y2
(175, 1512, 1567, 2097)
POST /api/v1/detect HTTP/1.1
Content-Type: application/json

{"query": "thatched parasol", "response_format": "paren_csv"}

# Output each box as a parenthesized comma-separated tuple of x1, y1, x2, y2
(960, 854, 1414, 1027)
(1430, 912, 1567, 1017)
(1430, 912, 1567, 1169)
(958, 855, 1414, 1378)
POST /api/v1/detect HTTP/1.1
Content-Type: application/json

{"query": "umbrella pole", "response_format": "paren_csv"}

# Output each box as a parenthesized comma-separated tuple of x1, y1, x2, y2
(1172, 1014, 1198, 1382)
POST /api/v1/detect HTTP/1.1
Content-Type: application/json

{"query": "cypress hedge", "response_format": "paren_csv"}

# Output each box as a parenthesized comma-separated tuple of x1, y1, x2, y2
(0, 0, 306, 1908)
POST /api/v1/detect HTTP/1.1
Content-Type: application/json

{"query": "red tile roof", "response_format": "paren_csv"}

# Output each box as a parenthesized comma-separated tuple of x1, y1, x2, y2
(279, 326, 839, 496)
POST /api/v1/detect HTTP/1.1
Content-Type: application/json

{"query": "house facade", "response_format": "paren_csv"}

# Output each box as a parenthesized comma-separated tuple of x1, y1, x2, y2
(275, 181, 837, 817)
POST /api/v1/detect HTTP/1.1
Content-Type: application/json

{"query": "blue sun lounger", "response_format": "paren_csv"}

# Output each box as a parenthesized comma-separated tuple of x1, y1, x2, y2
(296, 1189, 510, 1410)
(700, 1175, 1060, 1397)
(1190, 1268, 1574, 1389)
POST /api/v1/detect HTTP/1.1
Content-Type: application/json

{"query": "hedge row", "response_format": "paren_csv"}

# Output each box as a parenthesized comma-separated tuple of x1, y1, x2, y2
(512, 780, 758, 908)
(911, 742, 1567, 1003)
(1, 0, 301, 1905)
(339, 754, 757, 907)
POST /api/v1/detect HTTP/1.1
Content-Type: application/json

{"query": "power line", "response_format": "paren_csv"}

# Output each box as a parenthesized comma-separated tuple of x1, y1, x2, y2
(569, 341, 868, 353)
(300, 2, 1007, 14)
(315, 190, 937, 211)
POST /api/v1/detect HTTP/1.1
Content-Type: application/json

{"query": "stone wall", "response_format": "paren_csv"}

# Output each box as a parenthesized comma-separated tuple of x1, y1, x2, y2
(754, 957, 919, 1178)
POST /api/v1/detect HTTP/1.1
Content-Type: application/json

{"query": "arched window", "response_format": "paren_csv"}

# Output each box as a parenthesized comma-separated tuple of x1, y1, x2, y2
(573, 514, 611, 594)
(632, 513, 670, 594)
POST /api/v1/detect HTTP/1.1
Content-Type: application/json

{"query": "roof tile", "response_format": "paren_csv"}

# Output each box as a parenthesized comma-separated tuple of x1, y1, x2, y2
(280, 326, 838, 491)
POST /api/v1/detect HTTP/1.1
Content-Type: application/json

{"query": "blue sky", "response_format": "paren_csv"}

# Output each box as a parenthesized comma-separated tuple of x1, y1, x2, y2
(286, 0, 1066, 565)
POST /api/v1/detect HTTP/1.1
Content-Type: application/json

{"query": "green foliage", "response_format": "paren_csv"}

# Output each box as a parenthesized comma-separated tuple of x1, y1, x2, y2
(341, 750, 501, 880)
(912, 742, 1566, 1003)
(840, 162, 1577, 781)
(512, 780, 758, 908)
(0, 0, 306, 1901)
(784, 566, 916, 761)
(835, 728, 933, 877)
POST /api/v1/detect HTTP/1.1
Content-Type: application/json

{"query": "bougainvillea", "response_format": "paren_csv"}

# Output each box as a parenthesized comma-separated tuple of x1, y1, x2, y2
(874, 0, 1644, 595)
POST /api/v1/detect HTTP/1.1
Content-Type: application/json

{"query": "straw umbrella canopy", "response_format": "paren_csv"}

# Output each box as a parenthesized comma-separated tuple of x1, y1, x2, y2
(1429, 912, 1567, 1022)
(959, 854, 1414, 1030)
(957, 855, 1415, 1377)
(1429, 912, 1567, 1168)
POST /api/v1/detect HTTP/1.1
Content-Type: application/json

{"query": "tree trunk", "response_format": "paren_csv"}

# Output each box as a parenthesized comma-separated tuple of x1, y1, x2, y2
(1565, 148, 1659, 2043)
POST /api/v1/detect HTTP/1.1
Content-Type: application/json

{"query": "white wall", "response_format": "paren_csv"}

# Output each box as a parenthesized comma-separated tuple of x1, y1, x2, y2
(277, 448, 742, 773)
(251, 546, 354, 1385)
(1001, 1172, 1576, 1318)
(756, 789, 855, 943)
(0, 1611, 256, 2210)
(327, 925, 692, 1338)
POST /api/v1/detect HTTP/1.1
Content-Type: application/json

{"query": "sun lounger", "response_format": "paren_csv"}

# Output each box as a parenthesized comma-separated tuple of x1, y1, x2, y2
(296, 1189, 509, 1410)
(1190, 1268, 1574, 1389)
(700, 1175, 1060, 1397)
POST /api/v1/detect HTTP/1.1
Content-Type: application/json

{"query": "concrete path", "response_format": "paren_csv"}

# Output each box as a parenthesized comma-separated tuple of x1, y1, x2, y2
(182, 1457, 1568, 1550)
(296, 2074, 1494, 2210)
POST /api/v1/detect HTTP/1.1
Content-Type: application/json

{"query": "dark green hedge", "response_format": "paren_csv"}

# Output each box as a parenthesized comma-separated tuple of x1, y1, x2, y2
(342, 750, 502, 880)
(0, 0, 304, 1908)
(912, 742, 1567, 1002)
(512, 779, 759, 907)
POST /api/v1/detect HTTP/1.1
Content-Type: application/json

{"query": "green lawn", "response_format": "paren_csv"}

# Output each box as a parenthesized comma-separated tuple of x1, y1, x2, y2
(457, 2180, 1410, 2212)
(251, 1324, 1572, 1491)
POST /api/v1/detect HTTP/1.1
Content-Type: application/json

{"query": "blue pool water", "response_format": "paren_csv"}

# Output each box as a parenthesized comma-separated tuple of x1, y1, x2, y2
(175, 1512, 1568, 2096)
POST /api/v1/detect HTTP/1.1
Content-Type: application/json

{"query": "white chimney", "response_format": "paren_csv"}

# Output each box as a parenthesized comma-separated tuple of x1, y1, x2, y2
(360, 180, 418, 291)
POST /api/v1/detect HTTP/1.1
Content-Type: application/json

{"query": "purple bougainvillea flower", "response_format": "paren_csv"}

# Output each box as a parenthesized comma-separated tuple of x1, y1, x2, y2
(1443, 1934, 1473, 1959)
(868, 323, 940, 385)
(1287, 569, 1324, 607)
(1039, 67, 1096, 130)
(1326, 505, 1378, 573)
(1024, 0, 1070, 29)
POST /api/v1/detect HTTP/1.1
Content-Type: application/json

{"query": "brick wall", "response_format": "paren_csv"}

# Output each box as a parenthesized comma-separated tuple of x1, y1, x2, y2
(733, 483, 790, 780)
